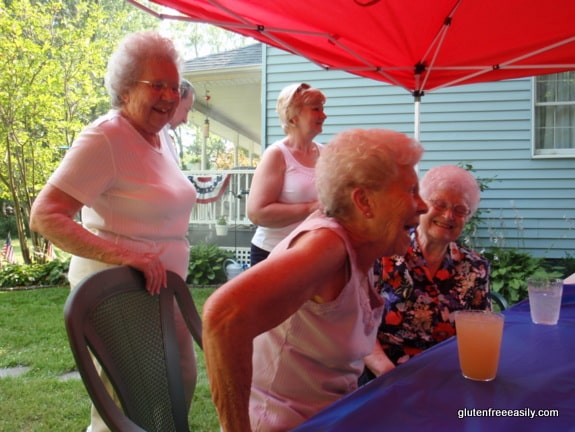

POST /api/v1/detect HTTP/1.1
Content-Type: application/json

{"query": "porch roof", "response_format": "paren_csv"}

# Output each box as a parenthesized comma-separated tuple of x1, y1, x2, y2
(183, 43, 262, 152)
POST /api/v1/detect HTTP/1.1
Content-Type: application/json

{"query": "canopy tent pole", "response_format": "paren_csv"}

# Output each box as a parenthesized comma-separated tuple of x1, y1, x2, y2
(413, 92, 421, 141)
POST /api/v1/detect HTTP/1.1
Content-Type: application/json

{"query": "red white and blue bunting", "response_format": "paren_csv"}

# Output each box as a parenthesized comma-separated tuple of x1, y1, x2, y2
(188, 174, 231, 203)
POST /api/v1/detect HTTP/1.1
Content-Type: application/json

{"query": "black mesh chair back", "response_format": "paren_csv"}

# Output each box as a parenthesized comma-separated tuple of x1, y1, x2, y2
(64, 266, 203, 432)
(489, 290, 509, 311)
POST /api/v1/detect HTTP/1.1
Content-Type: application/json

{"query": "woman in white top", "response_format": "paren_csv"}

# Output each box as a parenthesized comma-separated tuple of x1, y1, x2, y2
(248, 83, 327, 266)
(203, 128, 428, 432)
(29, 31, 197, 432)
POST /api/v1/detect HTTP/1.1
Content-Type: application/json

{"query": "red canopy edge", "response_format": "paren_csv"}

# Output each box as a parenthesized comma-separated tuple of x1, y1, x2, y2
(127, 0, 575, 96)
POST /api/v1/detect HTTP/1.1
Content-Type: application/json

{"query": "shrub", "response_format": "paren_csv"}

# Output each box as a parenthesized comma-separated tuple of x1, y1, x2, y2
(483, 248, 561, 305)
(0, 258, 70, 288)
(0, 242, 237, 289)
(187, 242, 234, 286)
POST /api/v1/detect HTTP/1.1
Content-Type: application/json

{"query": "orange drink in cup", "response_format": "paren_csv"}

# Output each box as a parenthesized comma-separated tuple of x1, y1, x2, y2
(454, 310, 504, 381)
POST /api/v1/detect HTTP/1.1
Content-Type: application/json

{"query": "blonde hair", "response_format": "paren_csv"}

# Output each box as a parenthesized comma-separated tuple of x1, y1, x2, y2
(316, 129, 424, 220)
(276, 83, 326, 133)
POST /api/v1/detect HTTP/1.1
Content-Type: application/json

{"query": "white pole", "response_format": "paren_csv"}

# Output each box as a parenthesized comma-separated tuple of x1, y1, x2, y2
(413, 93, 421, 141)
(202, 118, 209, 170)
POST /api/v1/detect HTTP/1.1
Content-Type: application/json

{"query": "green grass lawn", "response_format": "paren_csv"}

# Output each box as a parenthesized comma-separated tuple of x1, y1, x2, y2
(0, 286, 219, 431)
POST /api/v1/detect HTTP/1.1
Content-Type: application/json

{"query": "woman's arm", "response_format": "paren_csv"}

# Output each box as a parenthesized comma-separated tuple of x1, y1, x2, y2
(203, 228, 348, 431)
(30, 184, 167, 294)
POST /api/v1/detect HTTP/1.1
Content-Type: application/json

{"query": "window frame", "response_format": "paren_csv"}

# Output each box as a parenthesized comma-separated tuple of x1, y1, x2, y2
(532, 72, 575, 159)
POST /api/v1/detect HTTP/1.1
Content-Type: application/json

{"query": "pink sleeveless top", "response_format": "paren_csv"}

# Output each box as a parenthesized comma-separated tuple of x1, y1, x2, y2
(250, 140, 322, 252)
(250, 211, 384, 431)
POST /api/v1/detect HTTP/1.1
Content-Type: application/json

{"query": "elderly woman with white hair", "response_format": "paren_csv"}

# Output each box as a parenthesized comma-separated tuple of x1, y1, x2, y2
(361, 165, 491, 384)
(30, 31, 197, 432)
(204, 128, 428, 431)
(247, 83, 327, 266)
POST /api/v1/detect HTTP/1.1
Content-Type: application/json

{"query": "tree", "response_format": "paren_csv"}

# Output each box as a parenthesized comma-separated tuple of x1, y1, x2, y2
(0, 0, 254, 263)
(0, 0, 155, 263)
(160, 17, 252, 58)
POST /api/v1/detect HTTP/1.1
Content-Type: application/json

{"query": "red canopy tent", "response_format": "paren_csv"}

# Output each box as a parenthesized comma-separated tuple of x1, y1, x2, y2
(128, 0, 575, 137)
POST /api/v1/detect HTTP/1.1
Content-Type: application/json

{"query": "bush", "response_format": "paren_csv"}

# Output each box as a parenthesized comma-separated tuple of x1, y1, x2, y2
(187, 242, 234, 286)
(0, 242, 237, 289)
(483, 248, 562, 305)
(0, 258, 70, 288)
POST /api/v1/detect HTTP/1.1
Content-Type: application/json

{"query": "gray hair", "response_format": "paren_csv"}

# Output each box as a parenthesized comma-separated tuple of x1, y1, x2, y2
(104, 31, 182, 108)
(276, 83, 326, 133)
(316, 129, 424, 220)
(419, 165, 481, 215)
(180, 79, 196, 101)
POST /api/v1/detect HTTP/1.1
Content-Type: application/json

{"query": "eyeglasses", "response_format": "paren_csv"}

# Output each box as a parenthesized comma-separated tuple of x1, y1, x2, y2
(428, 198, 471, 218)
(135, 80, 180, 95)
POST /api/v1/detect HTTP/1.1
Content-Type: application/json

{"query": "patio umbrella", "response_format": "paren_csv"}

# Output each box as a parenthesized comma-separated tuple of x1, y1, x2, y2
(128, 0, 575, 138)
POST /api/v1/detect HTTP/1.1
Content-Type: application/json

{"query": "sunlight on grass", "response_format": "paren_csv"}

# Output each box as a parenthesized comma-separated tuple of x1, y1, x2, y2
(0, 286, 219, 431)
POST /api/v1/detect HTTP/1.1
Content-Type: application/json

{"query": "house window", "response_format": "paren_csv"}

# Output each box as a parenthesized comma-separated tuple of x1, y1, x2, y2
(534, 71, 575, 156)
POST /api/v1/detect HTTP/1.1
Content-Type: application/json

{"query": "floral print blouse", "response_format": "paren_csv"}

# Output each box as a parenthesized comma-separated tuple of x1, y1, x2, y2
(374, 230, 491, 365)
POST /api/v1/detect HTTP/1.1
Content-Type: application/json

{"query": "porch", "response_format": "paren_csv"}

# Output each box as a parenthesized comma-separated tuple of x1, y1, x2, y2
(185, 168, 256, 263)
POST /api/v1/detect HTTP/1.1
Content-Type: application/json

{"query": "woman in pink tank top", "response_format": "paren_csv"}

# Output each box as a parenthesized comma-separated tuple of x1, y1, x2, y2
(248, 83, 327, 266)
(204, 128, 429, 432)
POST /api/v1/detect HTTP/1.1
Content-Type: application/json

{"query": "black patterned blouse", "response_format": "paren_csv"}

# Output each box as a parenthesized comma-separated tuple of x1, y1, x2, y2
(374, 230, 491, 365)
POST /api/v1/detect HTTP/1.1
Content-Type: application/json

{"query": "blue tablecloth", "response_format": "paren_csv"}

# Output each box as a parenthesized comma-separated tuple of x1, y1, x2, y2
(293, 286, 575, 431)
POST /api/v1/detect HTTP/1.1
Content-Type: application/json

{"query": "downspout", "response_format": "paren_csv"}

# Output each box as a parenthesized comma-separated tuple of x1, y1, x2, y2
(261, 44, 268, 154)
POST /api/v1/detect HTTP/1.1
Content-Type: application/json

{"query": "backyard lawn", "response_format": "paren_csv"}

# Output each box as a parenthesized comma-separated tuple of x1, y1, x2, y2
(0, 285, 219, 431)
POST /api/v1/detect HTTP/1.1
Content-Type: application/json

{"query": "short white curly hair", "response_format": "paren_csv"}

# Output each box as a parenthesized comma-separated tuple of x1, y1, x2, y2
(104, 31, 182, 108)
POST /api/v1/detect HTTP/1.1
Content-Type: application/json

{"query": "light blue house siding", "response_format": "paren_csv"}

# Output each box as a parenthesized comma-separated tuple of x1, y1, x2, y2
(263, 46, 575, 259)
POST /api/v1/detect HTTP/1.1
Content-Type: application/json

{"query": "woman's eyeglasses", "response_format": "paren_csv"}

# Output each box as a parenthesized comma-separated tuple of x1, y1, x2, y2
(135, 80, 180, 95)
(428, 198, 471, 218)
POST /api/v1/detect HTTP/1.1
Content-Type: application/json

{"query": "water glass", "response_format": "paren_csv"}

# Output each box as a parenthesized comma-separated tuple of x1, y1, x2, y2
(528, 278, 563, 325)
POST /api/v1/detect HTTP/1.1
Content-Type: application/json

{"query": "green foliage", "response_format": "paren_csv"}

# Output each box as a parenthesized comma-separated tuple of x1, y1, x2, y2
(558, 252, 575, 277)
(483, 248, 561, 305)
(0, 258, 70, 288)
(454, 163, 559, 306)
(457, 162, 497, 249)
(0, 0, 254, 263)
(0, 242, 238, 288)
(0, 213, 17, 238)
(187, 243, 234, 286)
(0, 0, 156, 263)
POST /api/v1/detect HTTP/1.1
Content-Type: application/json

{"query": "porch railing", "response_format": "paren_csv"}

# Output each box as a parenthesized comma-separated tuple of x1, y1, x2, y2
(184, 169, 255, 227)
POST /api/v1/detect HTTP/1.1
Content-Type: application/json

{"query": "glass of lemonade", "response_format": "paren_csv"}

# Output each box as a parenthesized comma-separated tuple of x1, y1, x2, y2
(528, 278, 563, 325)
(454, 310, 505, 381)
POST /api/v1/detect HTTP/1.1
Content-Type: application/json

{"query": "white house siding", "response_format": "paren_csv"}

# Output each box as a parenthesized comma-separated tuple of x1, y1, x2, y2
(263, 46, 575, 259)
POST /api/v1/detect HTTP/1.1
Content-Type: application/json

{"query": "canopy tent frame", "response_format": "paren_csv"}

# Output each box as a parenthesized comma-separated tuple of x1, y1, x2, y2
(127, 0, 575, 139)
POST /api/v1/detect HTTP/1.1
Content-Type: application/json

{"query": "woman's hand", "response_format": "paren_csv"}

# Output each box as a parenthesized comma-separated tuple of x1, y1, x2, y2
(125, 252, 167, 295)
(364, 344, 396, 377)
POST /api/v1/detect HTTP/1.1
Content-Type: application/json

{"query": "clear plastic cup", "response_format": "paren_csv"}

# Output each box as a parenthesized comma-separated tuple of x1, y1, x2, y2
(528, 278, 563, 325)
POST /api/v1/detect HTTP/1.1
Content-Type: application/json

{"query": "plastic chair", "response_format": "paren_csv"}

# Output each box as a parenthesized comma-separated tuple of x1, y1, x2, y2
(64, 266, 203, 432)
(489, 290, 509, 311)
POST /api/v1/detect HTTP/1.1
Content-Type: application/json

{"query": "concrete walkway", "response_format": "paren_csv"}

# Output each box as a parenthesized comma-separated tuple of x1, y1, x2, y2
(0, 366, 80, 381)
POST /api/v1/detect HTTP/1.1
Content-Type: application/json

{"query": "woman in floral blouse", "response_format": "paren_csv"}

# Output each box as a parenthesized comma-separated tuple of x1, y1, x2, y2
(361, 165, 491, 383)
